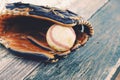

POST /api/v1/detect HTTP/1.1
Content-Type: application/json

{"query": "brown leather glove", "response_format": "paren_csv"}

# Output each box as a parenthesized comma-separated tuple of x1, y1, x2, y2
(0, 2, 94, 62)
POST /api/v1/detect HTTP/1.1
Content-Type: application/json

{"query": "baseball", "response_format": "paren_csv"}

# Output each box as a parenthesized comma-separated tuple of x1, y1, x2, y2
(46, 24, 76, 51)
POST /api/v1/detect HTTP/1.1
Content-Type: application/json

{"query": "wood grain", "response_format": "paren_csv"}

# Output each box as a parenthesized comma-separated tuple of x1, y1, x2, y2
(3, 0, 120, 80)
(26, 0, 120, 80)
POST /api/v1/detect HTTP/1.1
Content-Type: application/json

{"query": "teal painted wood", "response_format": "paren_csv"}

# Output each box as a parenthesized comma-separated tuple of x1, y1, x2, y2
(25, 0, 120, 80)
(1, 0, 120, 80)
(0, 0, 109, 80)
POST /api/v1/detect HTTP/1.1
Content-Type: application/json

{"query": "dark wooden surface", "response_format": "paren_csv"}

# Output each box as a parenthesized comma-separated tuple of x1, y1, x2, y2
(0, 0, 120, 80)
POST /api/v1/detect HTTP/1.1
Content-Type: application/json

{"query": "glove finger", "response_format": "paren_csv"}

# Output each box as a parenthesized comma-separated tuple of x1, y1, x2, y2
(27, 32, 72, 56)
(27, 32, 54, 51)
(72, 32, 89, 50)
(0, 27, 55, 61)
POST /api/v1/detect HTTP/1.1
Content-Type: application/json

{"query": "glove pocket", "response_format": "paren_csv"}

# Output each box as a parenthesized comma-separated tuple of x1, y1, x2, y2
(0, 15, 61, 62)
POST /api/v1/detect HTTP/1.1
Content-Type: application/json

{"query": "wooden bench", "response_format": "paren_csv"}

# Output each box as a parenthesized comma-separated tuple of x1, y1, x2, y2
(0, 0, 120, 80)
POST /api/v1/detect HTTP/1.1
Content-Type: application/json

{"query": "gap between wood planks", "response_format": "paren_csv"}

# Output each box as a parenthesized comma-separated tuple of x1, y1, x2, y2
(88, 0, 110, 21)
(2, 0, 108, 79)
(23, 0, 110, 80)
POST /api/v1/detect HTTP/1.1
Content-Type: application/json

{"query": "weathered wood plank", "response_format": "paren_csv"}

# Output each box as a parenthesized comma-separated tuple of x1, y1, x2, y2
(0, 60, 39, 80)
(0, 0, 109, 80)
(0, 0, 108, 19)
(26, 0, 120, 80)
(106, 59, 120, 80)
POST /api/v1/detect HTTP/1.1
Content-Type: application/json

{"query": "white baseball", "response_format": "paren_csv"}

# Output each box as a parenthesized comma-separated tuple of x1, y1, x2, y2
(46, 24, 76, 51)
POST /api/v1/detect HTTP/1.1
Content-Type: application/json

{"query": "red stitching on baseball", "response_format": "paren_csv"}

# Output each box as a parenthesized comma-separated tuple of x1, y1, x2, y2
(49, 25, 70, 50)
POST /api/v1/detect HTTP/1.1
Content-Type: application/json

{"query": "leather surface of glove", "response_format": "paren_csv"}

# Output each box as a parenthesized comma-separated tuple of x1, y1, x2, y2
(0, 2, 94, 62)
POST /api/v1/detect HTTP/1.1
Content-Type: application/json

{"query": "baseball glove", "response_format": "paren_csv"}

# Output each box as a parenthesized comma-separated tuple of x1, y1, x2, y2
(0, 2, 94, 62)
